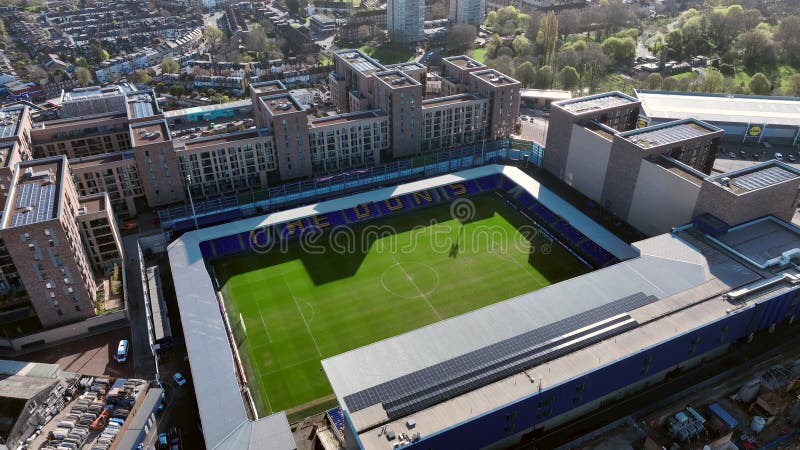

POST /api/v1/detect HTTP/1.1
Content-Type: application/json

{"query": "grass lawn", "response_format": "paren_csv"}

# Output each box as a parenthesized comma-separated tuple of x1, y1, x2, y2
(470, 47, 487, 64)
(359, 44, 415, 64)
(217, 193, 589, 415)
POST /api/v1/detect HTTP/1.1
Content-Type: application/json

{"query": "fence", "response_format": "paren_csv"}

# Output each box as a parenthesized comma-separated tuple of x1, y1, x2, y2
(157, 139, 544, 232)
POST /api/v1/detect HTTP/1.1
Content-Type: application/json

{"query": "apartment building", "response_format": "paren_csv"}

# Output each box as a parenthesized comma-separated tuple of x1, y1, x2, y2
(421, 93, 488, 152)
(130, 120, 185, 206)
(387, 0, 424, 44)
(372, 70, 423, 158)
(308, 110, 388, 173)
(441, 56, 486, 96)
(70, 152, 143, 220)
(59, 86, 129, 118)
(76, 192, 123, 273)
(0, 106, 34, 163)
(259, 94, 313, 180)
(469, 70, 521, 140)
(0, 157, 102, 328)
(175, 129, 277, 199)
(450, 0, 485, 26)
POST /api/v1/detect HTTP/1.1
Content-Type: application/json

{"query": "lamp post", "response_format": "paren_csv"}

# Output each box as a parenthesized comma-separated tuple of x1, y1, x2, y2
(186, 175, 199, 230)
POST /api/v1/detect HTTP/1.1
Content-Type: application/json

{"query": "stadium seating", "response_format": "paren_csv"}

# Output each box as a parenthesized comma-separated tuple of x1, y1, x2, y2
(198, 173, 618, 269)
(327, 407, 345, 434)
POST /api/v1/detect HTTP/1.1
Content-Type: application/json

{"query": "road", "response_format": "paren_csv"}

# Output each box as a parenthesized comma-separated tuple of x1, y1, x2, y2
(123, 233, 157, 381)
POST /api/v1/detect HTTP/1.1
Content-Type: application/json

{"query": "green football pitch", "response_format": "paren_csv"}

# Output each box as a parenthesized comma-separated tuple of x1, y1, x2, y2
(216, 193, 590, 416)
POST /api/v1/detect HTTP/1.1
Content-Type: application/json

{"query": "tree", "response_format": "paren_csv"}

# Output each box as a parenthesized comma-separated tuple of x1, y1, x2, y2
(110, 264, 121, 296)
(662, 76, 679, 91)
(719, 63, 735, 77)
(559, 66, 580, 91)
(513, 61, 536, 87)
(285, 0, 299, 14)
(75, 67, 93, 86)
(665, 29, 683, 59)
(737, 29, 776, 70)
(644, 72, 663, 90)
(489, 55, 514, 76)
(133, 69, 151, 84)
(245, 27, 268, 54)
(75, 57, 88, 68)
(748, 72, 771, 95)
(537, 11, 558, 68)
(447, 24, 477, 52)
(776, 16, 800, 66)
(168, 85, 185, 97)
(203, 26, 224, 52)
(785, 74, 800, 96)
(602, 36, 635, 65)
(511, 35, 531, 57)
(486, 34, 503, 59)
(534, 65, 553, 89)
(557, 9, 580, 39)
(161, 56, 179, 74)
(697, 70, 726, 93)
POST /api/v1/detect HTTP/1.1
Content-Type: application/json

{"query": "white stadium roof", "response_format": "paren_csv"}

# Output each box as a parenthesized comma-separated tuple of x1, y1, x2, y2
(635, 89, 800, 127)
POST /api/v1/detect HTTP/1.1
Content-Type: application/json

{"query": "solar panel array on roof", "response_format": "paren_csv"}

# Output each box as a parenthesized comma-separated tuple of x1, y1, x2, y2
(627, 123, 713, 148)
(341, 51, 384, 73)
(343, 292, 658, 418)
(729, 166, 798, 192)
(131, 100, 154, 118)
(12, 182, 57, 227)
(561, 94, 632, 113)
(0, 110, 21, 139)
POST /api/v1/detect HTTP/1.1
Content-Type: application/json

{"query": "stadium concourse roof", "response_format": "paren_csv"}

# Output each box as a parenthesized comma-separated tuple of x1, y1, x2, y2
(634, 89, 800, 127)
(167, 165, 637, 449)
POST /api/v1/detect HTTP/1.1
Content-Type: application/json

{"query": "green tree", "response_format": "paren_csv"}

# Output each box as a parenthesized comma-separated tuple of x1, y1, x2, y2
(75, 67, 93, 86)
(698, 70, 726, 93)
(534, 65, 553, 89)
(737, 29, 776, 70)
(784, 74, 800, 96)
(665, 29, 683, 58)
(748, 72, 771, 95)
(204, 25, 224, 52)
(644, 73, 663, 90)
(133, 69, 151, 84)
(719, 63, 735, 77)
(486, 34, 503, 59)
(161, 56, 179, 74)
(75, 57, 88, 67)
(511, 35, 531, 57)
(601, 36, 635, 65)
(537, 11, 558, 67)
(513, 61, 536, 87)
(776, 16, 800, 66)
(168, 84, 185, 97)
(559, 65, 580, 91)
(662, 76, 679, 91)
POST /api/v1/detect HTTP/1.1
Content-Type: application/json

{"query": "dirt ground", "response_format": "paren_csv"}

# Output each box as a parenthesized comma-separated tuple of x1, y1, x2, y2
(21, 328, 136, 378)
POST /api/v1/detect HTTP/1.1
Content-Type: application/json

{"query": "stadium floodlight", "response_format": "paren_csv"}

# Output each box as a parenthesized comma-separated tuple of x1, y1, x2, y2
(186, 175, 199, 230)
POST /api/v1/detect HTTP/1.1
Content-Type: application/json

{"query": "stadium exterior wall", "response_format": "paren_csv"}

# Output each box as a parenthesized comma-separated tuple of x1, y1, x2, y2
(372, 287, 800, 450)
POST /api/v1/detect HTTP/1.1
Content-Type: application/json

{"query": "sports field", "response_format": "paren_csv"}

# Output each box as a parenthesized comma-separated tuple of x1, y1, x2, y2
(216, 193, 590, 415)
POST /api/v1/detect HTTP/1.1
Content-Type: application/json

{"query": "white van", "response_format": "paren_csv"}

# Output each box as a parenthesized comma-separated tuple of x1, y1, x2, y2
(116, 340, 129, 363)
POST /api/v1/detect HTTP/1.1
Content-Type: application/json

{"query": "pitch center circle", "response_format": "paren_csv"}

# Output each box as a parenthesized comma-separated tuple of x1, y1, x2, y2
(380, 262, 440, 299)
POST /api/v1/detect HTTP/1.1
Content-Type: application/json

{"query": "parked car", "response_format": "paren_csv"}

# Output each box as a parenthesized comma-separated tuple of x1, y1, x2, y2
(728, 151, 736, 158)
(789, 154, 796, 162)
(158, 432, 169, 450)
(116, 340, 129, 363)
(173, 372, 187, 386)
(775, 152, 784, 161)
(169, 427, 180, 445)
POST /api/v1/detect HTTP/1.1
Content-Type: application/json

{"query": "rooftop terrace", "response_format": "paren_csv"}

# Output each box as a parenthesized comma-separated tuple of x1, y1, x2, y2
(309, 110, 385, 128)
(472, 69, 519, 87)
(375, 71, 419, 88)
(130, 122, 169, 146)
(261, 94, 305, 115)
(181, 129, 267, 150)
(61, 85, 124, 102)
(558, 91, 639, 114)
(620, 119, 721, 149)
(422, 93, 484, 108)
(127, 92, 159, 119)
(78, 193, 106, 214)
(337, 49, 386, 74)
(444, 55, 484, 69)
(708, 161, 800, 195)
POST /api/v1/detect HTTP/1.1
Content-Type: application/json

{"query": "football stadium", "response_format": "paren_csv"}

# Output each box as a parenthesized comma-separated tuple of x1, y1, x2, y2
(169, 164, 800, 450)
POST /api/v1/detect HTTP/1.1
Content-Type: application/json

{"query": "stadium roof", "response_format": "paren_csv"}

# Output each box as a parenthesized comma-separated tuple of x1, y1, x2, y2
(325, 219, 800, 450)
(635, 89, 800, 127)
(168, 165, 636, 450)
